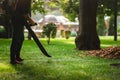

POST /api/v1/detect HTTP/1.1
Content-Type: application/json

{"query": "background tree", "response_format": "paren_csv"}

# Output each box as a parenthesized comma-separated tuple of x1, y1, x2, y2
(32, 0, 60, 15)
(97, 0, 108, 36)
(97, 0, 120, 40)
(59, 0, 120, 38)
(109, 15, 114, 35)
(97, 15, 105, 36)
(60, 0, 79, 21)
(32, 0, 44, 14)
(75, 0, 100, 50)
(0, 14, 12, 38)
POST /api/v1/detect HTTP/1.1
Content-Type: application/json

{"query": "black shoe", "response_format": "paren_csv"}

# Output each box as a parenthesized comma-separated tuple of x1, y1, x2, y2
(16, 57, 24, 62)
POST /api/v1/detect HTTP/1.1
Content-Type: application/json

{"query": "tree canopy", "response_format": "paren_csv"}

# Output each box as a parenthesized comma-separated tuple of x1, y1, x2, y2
(31, 0, 44, 14)
(32, 0, 120, 20)
(31, 0, 59, 14)
(59, 0, 79, 21)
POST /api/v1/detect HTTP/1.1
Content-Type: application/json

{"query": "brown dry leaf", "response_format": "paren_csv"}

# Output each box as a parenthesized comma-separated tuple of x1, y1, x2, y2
(86, 46, 120, 59)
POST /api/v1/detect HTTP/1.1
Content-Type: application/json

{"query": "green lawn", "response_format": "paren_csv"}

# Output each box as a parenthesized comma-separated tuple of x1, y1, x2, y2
(0, 36, 120, 80)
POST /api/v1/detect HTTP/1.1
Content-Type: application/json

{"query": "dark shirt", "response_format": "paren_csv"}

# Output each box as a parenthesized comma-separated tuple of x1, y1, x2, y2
(16, 0, 31, 15)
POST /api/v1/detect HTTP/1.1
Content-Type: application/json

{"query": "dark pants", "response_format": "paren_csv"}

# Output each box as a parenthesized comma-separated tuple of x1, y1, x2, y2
(10, 14, 25, 62)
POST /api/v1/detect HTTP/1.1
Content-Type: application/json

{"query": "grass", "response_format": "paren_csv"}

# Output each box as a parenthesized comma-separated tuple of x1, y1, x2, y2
(0, 36, 120, 80)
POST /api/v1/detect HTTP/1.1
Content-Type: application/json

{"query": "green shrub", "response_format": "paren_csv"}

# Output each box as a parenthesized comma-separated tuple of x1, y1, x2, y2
(0, 26, 6, 38)
(60, 30, 65, 38)
(65, 30, 71, 39)
(51, 26, 57, 38)
(71, 31, 77, 37)
(97, 15, 105, 36)
(42, 23, 57, 44)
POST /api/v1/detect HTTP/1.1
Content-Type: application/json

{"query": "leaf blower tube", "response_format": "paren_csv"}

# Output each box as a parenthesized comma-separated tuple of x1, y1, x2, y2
(24, 14, 51, 57)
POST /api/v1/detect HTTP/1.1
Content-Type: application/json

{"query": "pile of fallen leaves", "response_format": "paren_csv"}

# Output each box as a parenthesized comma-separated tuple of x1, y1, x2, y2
(86, 46, 120, 59)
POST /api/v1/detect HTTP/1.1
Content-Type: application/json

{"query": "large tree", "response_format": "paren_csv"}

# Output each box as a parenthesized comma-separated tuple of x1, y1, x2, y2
(75, 0, 100, 50)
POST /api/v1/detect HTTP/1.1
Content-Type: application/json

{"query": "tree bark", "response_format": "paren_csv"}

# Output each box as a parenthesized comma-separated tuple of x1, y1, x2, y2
(113, 0, 118, 41)
(75, 0, 100, 50)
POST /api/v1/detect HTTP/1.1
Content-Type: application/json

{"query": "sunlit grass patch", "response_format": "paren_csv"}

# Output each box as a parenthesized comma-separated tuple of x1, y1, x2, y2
(0, 37, 120, 80)
(0, 62, 17, 72)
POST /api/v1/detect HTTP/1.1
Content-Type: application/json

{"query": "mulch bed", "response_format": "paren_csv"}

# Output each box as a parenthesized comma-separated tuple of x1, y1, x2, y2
(86, 46, 120, 59)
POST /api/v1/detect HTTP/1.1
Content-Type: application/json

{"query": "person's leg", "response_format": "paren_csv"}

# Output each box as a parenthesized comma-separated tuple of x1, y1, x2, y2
(10, 15, 24, 64)
(15, 27, 24, 59)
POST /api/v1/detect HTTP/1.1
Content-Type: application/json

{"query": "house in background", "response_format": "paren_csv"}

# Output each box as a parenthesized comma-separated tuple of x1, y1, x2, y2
(35, 15, 79, 37)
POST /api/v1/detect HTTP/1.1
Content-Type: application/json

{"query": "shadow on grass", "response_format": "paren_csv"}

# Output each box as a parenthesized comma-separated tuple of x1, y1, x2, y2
(11, 61, 92, 80)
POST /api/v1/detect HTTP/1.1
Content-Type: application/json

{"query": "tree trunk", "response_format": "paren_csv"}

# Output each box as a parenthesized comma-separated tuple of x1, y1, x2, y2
(113, 0, 118, 41)
(75, 0, 100, 50)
